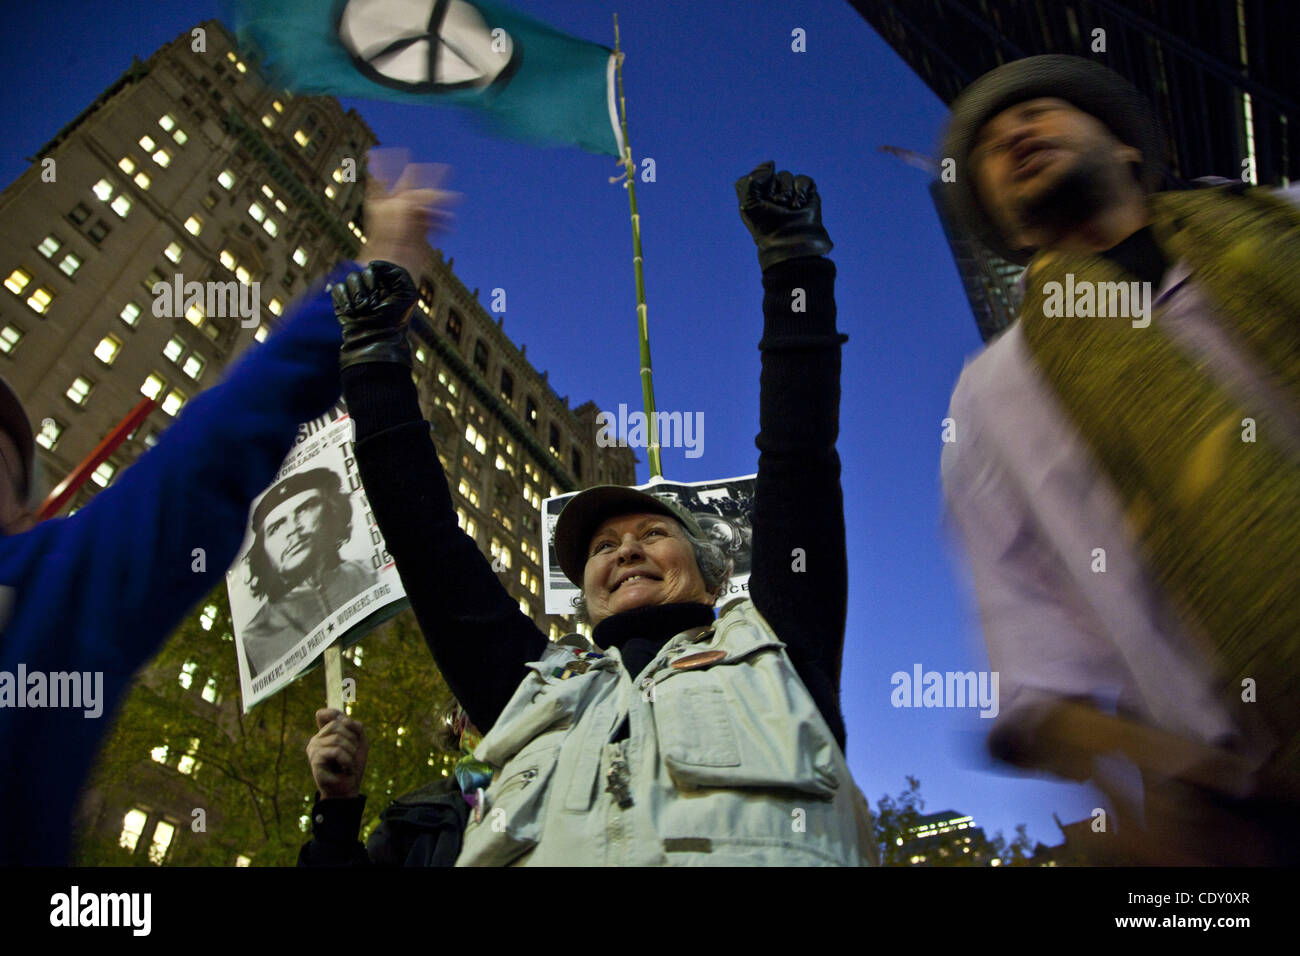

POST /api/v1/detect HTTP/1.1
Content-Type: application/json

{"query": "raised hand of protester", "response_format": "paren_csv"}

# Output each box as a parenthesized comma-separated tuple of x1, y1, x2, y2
(735, 160, 833, 271)
(361, 157, 456, 277)
(307, 708, 370, 800)
(333, 261, 418, 370)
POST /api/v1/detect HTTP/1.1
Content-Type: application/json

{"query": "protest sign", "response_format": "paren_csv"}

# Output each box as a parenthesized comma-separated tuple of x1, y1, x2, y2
(226, 400, 408, 710)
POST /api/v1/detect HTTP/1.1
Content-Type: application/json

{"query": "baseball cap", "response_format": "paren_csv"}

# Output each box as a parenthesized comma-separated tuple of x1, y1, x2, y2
(553, 484, 705, 588)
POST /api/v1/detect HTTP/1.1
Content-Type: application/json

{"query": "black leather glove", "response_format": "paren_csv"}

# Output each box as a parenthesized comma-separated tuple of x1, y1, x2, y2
(735, 161, 833, 271)
(333, 261, 418, 370)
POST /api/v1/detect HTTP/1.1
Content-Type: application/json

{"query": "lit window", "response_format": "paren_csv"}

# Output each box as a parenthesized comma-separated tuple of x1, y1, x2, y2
(529, 574, 539, 596)
(518, 597, 530, 617)
(163, 337, 184, 362)
(151, 745, 168, 764)
(148, 821, 174, 864)
(247, 202, 265, 222)
(134, 171, 151, 190)
(324, 184, 336, 200)
(37, 236, 61, 258)
(33, 417, 61, 450)
(161, 389, 186, 417)
(4, 270, 30, 295)
(152, 149, 171, 168)
(254, 325, 268, 343)
(0, 324, 22, 354)
(92, 179, 114, 201)
(261, 185, 274, 199)
(140, 374, 166, 400)
(120, 302, 141, 326)
(184, 215, 202, 235)
(262, 218, 277, 237)
(272, 99, 284, 113)
(268, 297, 282, 316)
(182, 354, 205, 380)
(219, 249, 236, 270)
(66, 376, 92, 405)
(138, 134, 156, 152)
(235, 855, 251, 867)
(292, 247, 308, 267)
(164, 242, 183, 263)
(261, 114, 275, 128)
(185, 301, 204, 326)
(93, 335, 121, 365)
(178, 660, 197, 689)
(117, 157, 136, 175)
(91, 461, 116, 488)
(110, 195, 131, 218)
(217, 169, 235, 189)
(200, 677, 218, 703)
(172, 128, 187, 145)
(293, 129, 309, 147)
(235, 265, 251, 284)
(158, 114, 176, 132)
(177, 754, 197, 775)
(26, 287, 52, 314)
(58, 253, 82, 277)
(119, 810, 148, 851)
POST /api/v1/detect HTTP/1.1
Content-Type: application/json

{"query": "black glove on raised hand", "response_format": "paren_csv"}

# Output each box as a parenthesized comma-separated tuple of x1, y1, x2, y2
(735, 161, 833, 271)
(333, 261, 418, 371)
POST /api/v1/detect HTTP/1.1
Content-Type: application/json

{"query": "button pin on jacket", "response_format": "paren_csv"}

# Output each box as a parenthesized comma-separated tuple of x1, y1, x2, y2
(605, 755, 633, 808)
(670, 650, 727, 670)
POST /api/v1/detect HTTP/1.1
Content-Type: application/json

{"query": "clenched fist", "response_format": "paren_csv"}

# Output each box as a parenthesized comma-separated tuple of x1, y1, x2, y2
(735, 161, 833, 271)
(333, 260, 417, 371)
(307, 708, 369, 800)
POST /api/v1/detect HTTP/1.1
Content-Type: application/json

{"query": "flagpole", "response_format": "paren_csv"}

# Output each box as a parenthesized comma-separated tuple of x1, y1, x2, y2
(612, 14, 662, 480)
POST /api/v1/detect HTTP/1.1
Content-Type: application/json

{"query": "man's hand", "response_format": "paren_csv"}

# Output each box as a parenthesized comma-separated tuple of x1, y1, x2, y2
(334, 261, 418, 370)
(307, 708, 369, 800)
(735, 160, 833, 271)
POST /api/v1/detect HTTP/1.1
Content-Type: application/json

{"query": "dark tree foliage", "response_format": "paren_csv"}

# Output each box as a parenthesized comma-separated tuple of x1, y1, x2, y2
(76, 587, 459, 866)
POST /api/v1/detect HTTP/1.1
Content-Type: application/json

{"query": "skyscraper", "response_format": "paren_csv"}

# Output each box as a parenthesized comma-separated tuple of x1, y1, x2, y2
(0, 19, 634, 863)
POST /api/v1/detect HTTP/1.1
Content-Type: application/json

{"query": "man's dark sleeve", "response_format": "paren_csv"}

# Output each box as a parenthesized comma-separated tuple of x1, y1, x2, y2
(297, 794, 371, 867)
(342, 363, 548, 732)
(745, 256, 850, 748)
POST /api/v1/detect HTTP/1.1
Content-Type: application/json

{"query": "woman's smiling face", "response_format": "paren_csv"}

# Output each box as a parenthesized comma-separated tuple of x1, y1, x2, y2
(581, 512, 712, 626)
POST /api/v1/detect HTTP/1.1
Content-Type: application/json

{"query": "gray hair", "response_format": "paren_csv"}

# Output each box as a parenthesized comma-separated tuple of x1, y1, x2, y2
(569, 525, 734, 625)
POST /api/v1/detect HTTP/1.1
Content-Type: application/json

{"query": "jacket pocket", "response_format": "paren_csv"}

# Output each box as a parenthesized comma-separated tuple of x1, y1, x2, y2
(455, 743, 561, 867)
(651, 649, 839, 798)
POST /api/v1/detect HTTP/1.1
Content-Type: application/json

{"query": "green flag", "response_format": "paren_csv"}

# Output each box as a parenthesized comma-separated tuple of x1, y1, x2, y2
(225, 0, 624, 155)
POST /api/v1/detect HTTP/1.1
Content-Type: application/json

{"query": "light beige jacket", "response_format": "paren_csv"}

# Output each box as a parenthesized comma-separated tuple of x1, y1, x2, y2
(456, 597, 877, 866)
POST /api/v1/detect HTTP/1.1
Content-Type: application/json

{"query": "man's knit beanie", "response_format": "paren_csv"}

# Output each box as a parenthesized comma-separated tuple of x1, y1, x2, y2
(939, 54, 1167, 264)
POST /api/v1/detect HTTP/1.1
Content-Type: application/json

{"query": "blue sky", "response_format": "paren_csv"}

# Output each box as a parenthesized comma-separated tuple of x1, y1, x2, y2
(4, 0, 1100, 848)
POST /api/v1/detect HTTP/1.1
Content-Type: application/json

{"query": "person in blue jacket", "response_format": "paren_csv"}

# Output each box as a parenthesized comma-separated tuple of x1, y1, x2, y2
(0, 165, 444, 865)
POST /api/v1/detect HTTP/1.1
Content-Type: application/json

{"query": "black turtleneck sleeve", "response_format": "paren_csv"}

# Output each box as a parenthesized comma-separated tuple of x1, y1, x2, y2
(747, 256, 849, 750)
(342, 363, 546, 733)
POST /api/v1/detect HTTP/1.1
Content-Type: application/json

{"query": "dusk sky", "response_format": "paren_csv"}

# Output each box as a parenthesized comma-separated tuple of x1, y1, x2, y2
(5, 0, 1101, 847)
